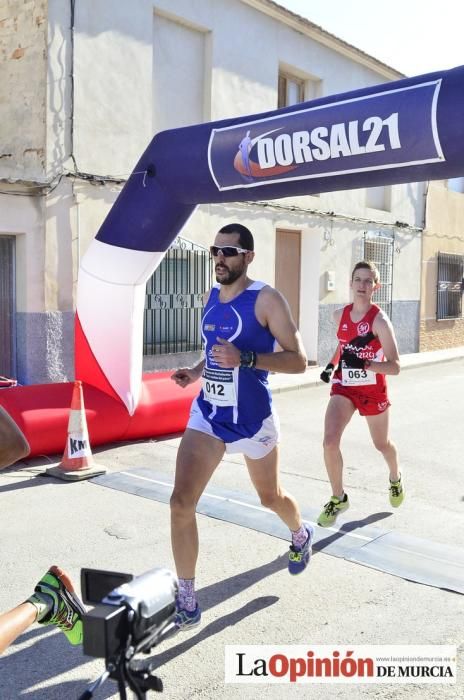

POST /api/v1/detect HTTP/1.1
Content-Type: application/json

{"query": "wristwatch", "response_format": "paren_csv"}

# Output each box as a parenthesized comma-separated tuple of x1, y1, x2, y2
(239, 350, 257, 368)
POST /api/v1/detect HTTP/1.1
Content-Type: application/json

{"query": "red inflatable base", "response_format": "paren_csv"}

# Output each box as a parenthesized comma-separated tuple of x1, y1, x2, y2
(0, 373, 199, 458)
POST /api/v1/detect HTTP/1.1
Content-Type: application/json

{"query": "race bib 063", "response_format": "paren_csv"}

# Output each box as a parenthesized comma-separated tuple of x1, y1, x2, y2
(341, 365, 377, 386)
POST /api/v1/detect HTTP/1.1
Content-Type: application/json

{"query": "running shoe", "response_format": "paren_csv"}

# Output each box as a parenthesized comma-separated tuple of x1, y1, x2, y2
(389, 474, 404, 507)
(288, 525, 314, 575)
(29, 566, 85, 645)
(175, 604, 201, 631)
(317, 494, 350, 527)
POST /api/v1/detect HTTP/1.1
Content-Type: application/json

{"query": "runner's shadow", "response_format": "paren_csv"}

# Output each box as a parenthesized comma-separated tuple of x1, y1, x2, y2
(0, 474, 75, 494)
(144, 554, 288, 667)
(146, 595, 278, 669)
(313, 511, 392, 552)
(200, 553, 288, 612)
(0, 627, 115, 700)
(19, 679, 118, 700)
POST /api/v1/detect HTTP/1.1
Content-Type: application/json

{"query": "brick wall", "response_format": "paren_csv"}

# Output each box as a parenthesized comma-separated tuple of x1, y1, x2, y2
(420, 319, 464, 351)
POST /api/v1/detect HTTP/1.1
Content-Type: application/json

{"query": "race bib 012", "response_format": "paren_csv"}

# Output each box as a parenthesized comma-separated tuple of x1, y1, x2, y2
(202, 367, 237, 406)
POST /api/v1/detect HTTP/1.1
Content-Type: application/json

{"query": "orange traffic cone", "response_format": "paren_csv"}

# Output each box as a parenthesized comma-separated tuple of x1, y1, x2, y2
(46, 381, 106, 481)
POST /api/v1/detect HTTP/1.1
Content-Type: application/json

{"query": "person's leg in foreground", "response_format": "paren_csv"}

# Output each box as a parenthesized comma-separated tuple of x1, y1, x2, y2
(0, 565, 85, 654)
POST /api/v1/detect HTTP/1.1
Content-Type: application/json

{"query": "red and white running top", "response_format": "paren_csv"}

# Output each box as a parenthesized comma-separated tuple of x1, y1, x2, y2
(332, 303, 387, 393)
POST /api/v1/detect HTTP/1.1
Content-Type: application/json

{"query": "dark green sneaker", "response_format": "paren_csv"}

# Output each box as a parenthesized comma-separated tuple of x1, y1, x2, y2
(175, 604, 202, 631)
(317, 494, 350, 527)
(389, 474, 404, 507)
(288, 525, 314, 575)
(28, 566, 85, 645)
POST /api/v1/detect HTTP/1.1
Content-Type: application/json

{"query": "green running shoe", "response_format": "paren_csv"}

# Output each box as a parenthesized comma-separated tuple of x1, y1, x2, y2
(28, 566, 85, 646)
(389, 475, 404, 508)
(317, 494, 349, 527)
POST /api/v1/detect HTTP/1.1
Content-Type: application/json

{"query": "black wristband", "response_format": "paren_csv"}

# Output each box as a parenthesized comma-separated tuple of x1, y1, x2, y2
(239, 350, 257, 368)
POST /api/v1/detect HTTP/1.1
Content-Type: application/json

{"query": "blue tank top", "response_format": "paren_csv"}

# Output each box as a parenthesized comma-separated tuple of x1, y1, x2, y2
(197, 281, 275, 425)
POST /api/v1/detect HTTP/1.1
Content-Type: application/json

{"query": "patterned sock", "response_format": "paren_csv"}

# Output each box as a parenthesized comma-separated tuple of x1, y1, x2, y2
(291, 523, 308, 549)
(26, 593, 53, 622)
(177, 578, 197, 612)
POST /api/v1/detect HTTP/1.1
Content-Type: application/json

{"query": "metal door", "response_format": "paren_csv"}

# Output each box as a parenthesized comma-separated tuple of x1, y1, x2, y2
(0, 236, 16, 376)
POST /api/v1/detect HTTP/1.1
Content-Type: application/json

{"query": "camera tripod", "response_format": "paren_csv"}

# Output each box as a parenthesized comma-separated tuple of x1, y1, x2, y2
(79, 622, 177, 699)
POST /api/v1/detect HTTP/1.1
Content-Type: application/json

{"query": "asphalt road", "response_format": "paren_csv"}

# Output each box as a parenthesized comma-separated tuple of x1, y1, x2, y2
(0, 359, 463, 699)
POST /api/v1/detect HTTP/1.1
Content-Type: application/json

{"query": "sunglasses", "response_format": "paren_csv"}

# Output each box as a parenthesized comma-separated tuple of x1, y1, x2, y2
(210, 245, 250, 257)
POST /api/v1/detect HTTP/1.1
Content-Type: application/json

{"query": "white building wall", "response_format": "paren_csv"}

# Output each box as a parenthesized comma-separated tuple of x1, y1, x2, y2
(153, 12, 210, 132)
(72, 0, 153, 176)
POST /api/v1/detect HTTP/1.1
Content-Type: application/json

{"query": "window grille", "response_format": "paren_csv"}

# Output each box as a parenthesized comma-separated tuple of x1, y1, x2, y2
(362, 232, 394, 318)
(436, 252, 464, 320)
(144, 237, 213, 355)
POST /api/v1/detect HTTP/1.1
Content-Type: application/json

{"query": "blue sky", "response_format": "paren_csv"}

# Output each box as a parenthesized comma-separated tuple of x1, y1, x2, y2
(275, 0, 463, 76)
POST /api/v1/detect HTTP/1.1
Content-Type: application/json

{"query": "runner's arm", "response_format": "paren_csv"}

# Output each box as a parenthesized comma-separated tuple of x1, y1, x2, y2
(171, 289, 209, 387)
(171, 359, 205, 387)
(368, 315, 400, 375)
(253, 287, 307, 373)
(214, 288, 307, 372)
(320, 344, 341, 383)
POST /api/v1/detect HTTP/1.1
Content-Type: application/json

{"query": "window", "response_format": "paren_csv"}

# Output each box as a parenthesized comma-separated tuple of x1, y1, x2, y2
(278, 64, 320, 108)
(436, 252, 464, 320)
(363, 231, 394, 318)
(144, 237, 213, 355)
(278, 72, 305, 108)
(278, 68, 320, 195)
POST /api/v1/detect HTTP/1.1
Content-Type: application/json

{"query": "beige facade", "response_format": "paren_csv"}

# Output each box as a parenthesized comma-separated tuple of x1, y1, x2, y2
(420, 182, 464, 351)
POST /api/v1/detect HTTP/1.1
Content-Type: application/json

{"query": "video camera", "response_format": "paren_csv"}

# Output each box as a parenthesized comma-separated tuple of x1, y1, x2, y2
(79, 567, 178, 700)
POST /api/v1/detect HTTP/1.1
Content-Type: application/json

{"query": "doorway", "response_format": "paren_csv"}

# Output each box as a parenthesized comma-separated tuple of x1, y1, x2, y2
(0, 236, 16, 377)
(275, 228, 301, 326)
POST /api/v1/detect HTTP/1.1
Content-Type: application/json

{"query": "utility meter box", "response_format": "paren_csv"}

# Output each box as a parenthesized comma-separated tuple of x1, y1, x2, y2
(326, 270, 335, 292)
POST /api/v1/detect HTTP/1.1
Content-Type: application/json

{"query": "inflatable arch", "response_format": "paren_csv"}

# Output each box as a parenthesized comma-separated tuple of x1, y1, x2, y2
(2, 65, 464, 456)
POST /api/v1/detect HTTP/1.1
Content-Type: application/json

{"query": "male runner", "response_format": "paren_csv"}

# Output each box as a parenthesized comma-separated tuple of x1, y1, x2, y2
(318, 260, 404, 527)
(170, 223, 313, 629)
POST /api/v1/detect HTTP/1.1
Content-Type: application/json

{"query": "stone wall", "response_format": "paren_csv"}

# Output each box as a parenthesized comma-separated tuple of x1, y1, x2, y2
(0, 0, 47, 182)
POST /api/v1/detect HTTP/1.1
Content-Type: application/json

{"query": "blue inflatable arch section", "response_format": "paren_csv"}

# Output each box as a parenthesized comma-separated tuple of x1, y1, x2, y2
(76, 65, 464, 413)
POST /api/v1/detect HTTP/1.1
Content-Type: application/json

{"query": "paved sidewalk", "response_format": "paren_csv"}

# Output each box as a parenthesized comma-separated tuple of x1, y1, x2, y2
(269, 345, 464, 393)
